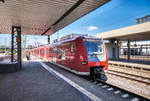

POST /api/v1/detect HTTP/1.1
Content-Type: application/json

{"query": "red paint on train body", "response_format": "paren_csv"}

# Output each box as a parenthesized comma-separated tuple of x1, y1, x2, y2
(31, 36, 108, 80)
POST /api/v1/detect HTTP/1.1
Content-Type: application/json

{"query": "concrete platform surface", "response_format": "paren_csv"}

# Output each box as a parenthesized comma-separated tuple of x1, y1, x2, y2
(43, 62, 136, 101)
(0, 62, 85, 101)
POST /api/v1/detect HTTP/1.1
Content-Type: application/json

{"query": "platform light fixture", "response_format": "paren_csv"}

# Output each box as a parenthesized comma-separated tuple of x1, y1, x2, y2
(0, 0, 5, 3)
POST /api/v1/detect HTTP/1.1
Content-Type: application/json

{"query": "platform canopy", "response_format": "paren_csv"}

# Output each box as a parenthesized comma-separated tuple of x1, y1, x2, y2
(96, 22, 150, 41)
(0, 0, 110, 35)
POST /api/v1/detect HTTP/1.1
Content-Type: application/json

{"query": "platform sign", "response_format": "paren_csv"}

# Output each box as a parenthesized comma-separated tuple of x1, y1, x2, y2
(16, 37, 21, 43)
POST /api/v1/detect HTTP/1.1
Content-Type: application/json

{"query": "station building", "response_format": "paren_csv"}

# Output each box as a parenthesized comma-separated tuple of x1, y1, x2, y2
(136, 15, 150, 24)
(96, 22, 150, 62)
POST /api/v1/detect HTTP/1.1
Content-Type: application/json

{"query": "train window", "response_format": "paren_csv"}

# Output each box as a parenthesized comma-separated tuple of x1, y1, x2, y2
(49, 49, 52, 53)
(84, 40, 104, 54)
(51, 47, 57, 53)
(44, 49, 46, 55)
(62, 49, 66, 60)
(47, 50, 49, 53)
(57, 49, 62, 53)
(70, 44, 74, 53)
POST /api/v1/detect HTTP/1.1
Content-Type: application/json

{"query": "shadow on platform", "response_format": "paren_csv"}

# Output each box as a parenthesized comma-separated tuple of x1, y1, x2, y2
(0, 62, 21, 73)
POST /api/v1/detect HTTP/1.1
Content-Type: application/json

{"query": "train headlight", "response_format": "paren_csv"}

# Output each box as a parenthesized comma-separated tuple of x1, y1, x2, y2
(81, 61, 88, 65)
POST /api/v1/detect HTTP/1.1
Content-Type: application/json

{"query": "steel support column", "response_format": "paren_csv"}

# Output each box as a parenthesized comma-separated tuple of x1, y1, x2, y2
(48, 35, 50, 44)
(11, 26, 22, 70)
(17, 27, 22, 69)
(117, 40, 120, 59)
(127, 40, 131, 60)
(11, 26, 14, 62)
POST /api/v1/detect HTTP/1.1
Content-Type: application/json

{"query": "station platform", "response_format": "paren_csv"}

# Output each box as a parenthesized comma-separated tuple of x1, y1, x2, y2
(109, 60, 150, 72)
(111, 58, 150, 65)
(0, 59, 136, 101)
(0, 61, 87, 101)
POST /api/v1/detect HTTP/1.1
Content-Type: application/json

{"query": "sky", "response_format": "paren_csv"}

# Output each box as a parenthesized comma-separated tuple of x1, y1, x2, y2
(0, 0, 150, 46)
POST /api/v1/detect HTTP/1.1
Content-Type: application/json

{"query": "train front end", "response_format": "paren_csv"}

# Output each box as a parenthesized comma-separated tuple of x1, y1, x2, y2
(83, 37, 108, 81)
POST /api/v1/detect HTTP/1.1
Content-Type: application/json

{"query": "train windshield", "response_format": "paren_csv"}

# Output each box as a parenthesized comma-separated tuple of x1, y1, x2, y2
(84, 39, 104, 55)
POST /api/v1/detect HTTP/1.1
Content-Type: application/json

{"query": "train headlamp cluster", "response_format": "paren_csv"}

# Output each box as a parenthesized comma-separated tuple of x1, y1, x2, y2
(81, 61, 88, 65)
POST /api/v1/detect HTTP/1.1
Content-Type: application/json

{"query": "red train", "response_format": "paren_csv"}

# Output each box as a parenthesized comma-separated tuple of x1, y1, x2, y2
(31, 35, 108, 81)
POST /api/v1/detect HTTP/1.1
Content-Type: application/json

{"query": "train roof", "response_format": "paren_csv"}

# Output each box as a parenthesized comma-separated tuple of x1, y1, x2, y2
(51, 35, 102, 47)
(51, 36, 80, 47)
(32, 35, 103, 49)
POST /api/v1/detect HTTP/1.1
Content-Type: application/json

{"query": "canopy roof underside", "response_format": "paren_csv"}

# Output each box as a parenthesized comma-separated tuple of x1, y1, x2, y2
(0, 0, 110, 35)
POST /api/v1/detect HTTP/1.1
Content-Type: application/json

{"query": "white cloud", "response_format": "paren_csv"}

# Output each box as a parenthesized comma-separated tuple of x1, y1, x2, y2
(87, 26, 98, 31)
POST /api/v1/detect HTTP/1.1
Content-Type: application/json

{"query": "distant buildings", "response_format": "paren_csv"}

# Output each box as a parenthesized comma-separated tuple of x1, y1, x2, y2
(136, 15, 150, 24)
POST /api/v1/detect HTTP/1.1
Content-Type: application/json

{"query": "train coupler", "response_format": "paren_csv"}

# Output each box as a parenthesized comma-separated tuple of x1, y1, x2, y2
(90, 67, 108, 82)
(97, 73, 107, 82)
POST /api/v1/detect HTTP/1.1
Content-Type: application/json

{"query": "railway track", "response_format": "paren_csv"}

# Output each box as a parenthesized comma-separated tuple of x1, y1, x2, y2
(105, 70, 150, 100)
(43, 61, 149, 101)
(84, 76, 149, 101)
(106, 70, 150, 85)
(89, 82, 146, 101)
(106, 62, 150, 99)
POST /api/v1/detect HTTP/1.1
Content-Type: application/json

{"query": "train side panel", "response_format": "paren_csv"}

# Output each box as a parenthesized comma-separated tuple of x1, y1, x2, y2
(75, 37, 89, 72)
(55, 41, 77, 70)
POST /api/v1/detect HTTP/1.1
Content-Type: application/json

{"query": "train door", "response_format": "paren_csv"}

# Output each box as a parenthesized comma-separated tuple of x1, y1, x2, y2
(53, 47, 57, 63)
(46, 47, 49, 60)
(41, 48, 44, 59)
(58, 44, 67, 66)
(69, 43, 75, 69)
(44, 48, 46, 60)
(38, 49, 40, 57)
(49, 47, 52, 61)
(39, 48, 41, 58)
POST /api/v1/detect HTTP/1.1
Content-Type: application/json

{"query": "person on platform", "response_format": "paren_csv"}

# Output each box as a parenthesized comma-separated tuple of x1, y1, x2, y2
(26, 51, 30, 60)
